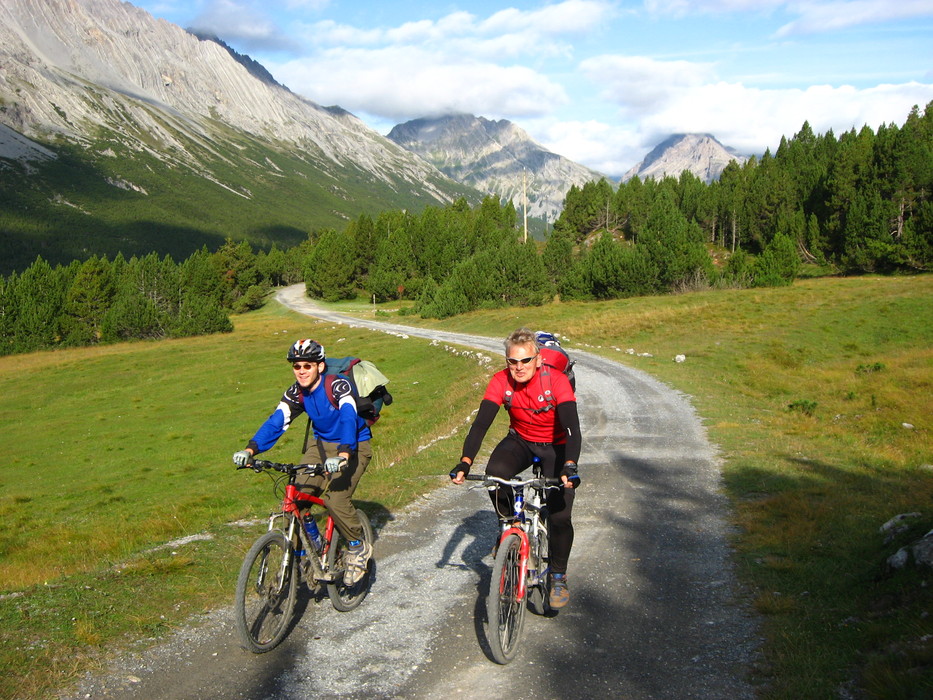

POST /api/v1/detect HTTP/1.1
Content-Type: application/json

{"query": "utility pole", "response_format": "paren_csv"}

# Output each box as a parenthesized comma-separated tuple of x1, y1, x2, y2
(522, 167, 528, 243)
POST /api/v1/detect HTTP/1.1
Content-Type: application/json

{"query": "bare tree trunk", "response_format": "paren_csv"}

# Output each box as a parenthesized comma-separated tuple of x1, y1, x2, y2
(731, 212, 737, 253)
(895, 197, 905, 239)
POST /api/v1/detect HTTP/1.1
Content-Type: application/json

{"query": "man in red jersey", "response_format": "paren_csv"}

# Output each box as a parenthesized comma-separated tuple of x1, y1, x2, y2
(450, 327, 582, 608)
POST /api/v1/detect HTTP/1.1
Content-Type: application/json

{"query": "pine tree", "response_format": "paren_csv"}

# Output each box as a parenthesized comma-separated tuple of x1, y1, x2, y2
(0, 272, 16, 355)
(754, 232, 800, 286)
(62, 255, 116, 345)
(541, 226, 574, 288)
(304, 228, 357, 301)
(11, 257, 66, 352)
(368, 226, 417, 301)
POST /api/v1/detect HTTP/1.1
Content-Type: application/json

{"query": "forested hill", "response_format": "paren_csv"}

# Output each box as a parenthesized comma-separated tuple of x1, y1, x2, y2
(0, 0, 479, 275)
(557, 104, 933, 278)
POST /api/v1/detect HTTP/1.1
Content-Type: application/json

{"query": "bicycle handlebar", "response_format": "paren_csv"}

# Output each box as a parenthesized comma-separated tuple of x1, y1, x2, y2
(237, 459, 327, 476)
(465, 473, 563, 488)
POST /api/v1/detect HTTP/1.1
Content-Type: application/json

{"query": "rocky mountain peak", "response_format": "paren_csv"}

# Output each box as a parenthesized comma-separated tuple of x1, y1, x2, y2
(623, 133, 748, 183)
(0, 0, 460, 200)
(388, 114, 608, 223)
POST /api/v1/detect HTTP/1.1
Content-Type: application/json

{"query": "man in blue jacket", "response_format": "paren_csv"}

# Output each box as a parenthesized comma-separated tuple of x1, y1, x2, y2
(233, 339, 372, 585)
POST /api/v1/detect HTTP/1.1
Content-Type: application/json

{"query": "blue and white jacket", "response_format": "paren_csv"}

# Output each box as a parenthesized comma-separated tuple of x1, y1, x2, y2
(247, 376, 371, 455)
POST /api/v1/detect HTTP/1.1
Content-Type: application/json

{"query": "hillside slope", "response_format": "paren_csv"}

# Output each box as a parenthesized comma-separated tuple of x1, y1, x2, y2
(0, 0, 478, 274)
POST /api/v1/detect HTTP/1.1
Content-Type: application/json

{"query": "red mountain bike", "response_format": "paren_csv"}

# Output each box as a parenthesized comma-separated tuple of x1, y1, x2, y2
(467, 457, 562, 664)
(233, 459, 374, 653)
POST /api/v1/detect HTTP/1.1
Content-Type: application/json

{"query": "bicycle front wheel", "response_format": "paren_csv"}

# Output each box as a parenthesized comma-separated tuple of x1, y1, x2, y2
(326, 510, 375, 612)
(234, 530, 298, 653)
(486, 533, 526, 664)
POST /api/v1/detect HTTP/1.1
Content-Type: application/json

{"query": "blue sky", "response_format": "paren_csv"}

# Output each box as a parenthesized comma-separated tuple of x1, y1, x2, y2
(133, 0, 933, 176)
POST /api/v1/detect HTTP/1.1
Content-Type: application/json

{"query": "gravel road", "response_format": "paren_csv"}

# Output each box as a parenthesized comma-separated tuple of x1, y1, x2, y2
(64, 285, 761, 700)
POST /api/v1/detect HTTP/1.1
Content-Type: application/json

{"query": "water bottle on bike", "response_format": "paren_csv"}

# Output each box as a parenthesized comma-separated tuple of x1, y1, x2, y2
(303, 514, 324, 552)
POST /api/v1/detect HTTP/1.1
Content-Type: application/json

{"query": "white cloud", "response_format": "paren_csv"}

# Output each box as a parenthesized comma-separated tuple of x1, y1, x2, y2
(619, 79, 933, 156)
(579, 55, 718, 113)
(645, 0, 933, 34)
(482, 0, 615, 35)
(774, 0, 933, 36)
(644, 0, 785, 17)
(305, 1, 613, 60)
(285, 0, 331, 9)
(273, 48, 568, 121)
(527, 118, 645, 176)
(274, 2, 616, 120)
(188, 0, 292, 50)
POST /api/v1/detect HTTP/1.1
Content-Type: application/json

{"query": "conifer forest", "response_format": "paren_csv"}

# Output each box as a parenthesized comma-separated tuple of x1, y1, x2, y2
(2, 102, 930, 354)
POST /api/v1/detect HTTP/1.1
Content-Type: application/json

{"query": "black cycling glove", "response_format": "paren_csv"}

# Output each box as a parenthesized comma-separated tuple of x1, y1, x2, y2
(561, 461, 581, 488)
(450, 460, 471, 480)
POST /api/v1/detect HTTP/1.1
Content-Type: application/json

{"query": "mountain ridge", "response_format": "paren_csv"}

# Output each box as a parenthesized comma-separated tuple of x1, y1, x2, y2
(388, 114, 608, 223)
(0, 0, 484, 273)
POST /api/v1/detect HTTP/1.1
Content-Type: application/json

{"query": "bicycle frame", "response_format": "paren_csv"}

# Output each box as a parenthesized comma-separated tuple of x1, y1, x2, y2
(497, 484, 535, 601)
(234, 458, 373, 653)
(469, 459, 559, 601)
(242, 460, 337, 584)
(279, 484, 335, 551)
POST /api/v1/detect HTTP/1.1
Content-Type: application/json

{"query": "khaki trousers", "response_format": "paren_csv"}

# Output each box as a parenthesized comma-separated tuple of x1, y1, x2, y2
(297, 439, 372, 542)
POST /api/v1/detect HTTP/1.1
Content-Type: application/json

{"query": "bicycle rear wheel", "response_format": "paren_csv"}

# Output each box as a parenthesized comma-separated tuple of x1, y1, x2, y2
(234, 530, 298, 653)
(326, 510, 374, 612)
(486, 533, 526, 664)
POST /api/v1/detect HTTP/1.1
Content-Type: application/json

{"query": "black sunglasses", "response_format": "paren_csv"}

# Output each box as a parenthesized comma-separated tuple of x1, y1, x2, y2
(506, 356, 537, 366)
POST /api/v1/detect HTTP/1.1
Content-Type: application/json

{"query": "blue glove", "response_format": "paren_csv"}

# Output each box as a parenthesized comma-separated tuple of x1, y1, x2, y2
(324, 456, 348, 473)
(233, 450, 253, 467)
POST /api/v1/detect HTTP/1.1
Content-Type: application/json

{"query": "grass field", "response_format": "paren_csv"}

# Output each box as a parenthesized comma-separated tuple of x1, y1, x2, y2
(1, 275, 931, 698)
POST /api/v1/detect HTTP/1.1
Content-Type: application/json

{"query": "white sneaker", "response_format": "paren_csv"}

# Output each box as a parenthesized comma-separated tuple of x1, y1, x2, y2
(343, 540, 372, 586)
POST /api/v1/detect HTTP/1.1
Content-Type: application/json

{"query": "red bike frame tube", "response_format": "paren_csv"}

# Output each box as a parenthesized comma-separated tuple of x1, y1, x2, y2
(283, 484, 334, 554)
(283, 483, 326, 515)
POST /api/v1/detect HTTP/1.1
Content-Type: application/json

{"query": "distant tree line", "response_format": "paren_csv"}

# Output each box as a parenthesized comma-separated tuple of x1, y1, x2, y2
(0, 240, 307, 356)
(554, 102, 932, 281)
(305, 103, 931, 316)
(3, 102, 929, 351)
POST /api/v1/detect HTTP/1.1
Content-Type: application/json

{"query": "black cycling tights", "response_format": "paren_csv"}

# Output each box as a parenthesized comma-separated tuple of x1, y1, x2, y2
(485, 432, 575, 574)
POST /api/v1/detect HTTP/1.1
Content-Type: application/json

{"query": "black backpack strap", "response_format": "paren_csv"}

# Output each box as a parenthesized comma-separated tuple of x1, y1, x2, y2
(302, 416, 312, 454)
(502, 369, 556, 414)
(533, 366, 556, 414)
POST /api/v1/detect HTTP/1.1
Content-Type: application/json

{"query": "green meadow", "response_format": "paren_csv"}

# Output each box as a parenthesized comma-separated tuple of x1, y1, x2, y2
(1, 274, 931, 698)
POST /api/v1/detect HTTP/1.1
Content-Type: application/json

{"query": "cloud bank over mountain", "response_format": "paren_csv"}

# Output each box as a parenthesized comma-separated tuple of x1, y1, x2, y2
(134, 0, 933, 177)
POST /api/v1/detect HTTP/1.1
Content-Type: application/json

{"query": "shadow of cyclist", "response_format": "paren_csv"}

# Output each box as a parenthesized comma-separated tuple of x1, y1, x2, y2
(434, 511, 496, 575)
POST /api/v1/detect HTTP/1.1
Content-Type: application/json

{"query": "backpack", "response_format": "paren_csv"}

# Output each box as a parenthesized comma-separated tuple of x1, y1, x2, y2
(534, 331, 576, 391)
(323, 356, 393, 426)
(503, 331, 576, 414)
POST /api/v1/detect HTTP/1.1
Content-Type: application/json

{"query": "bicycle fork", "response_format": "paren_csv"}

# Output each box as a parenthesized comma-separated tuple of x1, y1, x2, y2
(498, 525, 531, 600)
(268, 513, 330, 587)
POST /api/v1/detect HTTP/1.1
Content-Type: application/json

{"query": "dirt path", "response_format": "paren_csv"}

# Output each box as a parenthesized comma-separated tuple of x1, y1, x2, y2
(64, 286, 761, 699)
